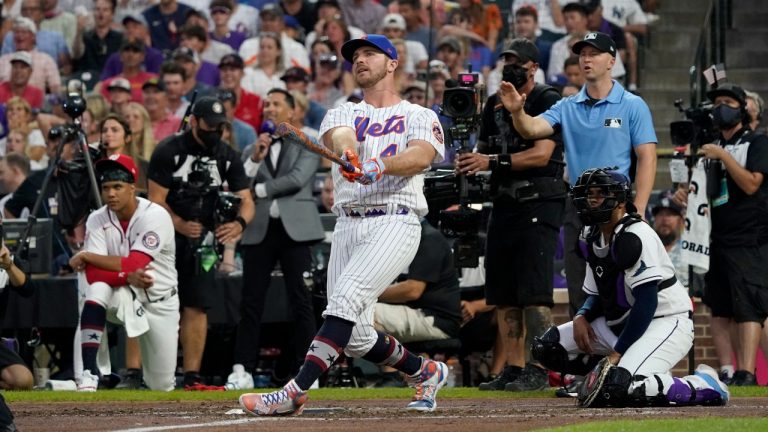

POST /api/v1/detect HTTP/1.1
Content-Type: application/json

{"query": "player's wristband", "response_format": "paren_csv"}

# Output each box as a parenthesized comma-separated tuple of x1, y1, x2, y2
(235, 216, 247, 232)
(488, 155, 498, 171)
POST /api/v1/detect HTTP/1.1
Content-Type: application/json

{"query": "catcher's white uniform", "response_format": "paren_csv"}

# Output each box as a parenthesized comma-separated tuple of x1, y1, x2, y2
(318, 100, 445, 357)
(74, 197, 179, 391)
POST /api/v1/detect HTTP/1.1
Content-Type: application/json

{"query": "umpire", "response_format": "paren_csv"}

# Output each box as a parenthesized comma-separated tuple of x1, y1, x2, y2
(456, 38, 565, 392)
(148, 96, 255, 387)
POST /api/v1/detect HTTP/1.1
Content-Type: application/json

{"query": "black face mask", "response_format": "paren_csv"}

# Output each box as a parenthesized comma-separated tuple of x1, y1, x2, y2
(712, 104, 742, 129)
(196, 127, 222, 147)
(502, 63, 529, 89)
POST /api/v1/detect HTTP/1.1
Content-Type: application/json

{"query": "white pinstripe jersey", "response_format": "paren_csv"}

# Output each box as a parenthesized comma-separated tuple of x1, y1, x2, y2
(83, 197, 177, 302)
(319, 100, 446, 217)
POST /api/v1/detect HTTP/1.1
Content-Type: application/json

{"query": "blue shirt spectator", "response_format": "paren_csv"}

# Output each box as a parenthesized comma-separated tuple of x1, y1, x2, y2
(142, 1, 193, 52)
(2, 29, 69, 64)
(232, 118, 257, 152)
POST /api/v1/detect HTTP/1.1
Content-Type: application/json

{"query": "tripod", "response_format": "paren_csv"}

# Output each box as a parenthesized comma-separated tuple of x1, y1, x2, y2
(16, 93, 102, 263)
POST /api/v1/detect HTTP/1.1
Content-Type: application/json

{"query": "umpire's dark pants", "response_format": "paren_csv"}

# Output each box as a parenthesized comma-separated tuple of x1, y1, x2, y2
(234, 218, 317, 374)
(563, 199, 587, 317)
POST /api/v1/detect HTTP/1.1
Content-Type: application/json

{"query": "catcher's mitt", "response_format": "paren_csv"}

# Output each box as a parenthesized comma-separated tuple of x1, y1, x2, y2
(577, 357, 613, 407)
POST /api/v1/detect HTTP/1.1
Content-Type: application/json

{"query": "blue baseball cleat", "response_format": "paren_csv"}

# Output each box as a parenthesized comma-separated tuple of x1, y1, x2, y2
(406, 359, 448, 412)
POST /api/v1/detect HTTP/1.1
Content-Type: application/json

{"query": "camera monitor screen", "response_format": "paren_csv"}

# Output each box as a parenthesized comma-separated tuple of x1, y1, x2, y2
(3, 218, 53, 274)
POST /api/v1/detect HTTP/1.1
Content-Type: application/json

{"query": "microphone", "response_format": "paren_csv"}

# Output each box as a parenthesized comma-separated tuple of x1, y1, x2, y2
(260, 120, 276, 135)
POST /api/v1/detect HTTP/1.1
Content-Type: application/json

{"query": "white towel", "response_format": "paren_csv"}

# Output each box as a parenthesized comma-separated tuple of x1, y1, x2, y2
(681, 159, 711, 273)
(107, 287, 149, 338)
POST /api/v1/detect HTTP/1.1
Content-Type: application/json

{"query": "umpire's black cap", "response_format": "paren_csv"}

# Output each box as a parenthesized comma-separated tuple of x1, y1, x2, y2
(571, 31, 616, 57)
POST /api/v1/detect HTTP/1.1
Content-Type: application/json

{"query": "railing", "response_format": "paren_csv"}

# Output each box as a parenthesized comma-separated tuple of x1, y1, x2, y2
(689, 0, 731, 107)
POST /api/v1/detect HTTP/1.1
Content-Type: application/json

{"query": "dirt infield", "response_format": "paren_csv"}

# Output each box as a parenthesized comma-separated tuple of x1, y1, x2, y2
(11, 397, 768, 431)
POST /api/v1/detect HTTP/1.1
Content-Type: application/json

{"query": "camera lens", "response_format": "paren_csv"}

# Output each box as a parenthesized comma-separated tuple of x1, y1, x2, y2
(443, 88, 476, 118)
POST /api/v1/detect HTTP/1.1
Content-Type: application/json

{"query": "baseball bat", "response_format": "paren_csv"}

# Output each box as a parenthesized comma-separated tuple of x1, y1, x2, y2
(276, 122, 356, 172)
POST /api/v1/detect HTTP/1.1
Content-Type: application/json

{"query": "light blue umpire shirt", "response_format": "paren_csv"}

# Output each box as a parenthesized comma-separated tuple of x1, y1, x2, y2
(539, 80, 657, 183)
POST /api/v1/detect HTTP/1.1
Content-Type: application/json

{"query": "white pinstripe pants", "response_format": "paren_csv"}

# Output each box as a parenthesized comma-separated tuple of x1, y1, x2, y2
(324, 214, 421, 358)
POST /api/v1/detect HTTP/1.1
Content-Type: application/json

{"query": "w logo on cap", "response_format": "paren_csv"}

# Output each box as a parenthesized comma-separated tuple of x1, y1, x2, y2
(585, 32, 598, 40)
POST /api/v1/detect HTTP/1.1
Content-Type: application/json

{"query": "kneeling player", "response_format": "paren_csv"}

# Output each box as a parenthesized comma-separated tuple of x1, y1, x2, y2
(532, 168, 729, 407)
(70, 155, 179, 391)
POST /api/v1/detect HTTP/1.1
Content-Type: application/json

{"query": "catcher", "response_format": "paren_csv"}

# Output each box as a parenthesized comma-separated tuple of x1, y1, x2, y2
(532, 168, 730, 407)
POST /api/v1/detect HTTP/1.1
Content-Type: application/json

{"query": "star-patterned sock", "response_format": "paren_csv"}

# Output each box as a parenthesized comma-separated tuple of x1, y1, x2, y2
(80, 300, 106, 375)
(362, 331, 421, 376)
(294, 316, 354, 390)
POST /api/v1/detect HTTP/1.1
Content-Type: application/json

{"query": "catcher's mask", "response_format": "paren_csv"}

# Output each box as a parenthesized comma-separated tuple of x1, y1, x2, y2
(571, 168, 633, 226)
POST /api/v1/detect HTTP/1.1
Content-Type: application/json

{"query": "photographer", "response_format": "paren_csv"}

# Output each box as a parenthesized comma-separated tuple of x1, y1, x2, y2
(456, 38, 565, 392)
(148, 96, 254, 388)
(697, 84, 768, 386)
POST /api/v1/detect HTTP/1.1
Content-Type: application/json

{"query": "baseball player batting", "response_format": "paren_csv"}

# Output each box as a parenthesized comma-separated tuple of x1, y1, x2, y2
(70, 154, 179, 391)
(531, 168, 729, 407)
(239, 34, 447, 416)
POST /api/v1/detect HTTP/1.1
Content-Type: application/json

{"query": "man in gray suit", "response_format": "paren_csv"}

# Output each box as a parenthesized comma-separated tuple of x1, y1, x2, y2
(235, 88, 325, 378)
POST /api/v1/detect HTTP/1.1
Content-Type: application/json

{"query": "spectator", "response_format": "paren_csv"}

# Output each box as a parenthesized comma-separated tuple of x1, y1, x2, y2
(280, 0, 316, 35)
(339, 0, 386, 34)
(305, 0, 365, 50)
(148, 97, 254, 389)
(4, 97, 38, 136)
(699, 84, 768, 386)
(2, 2, 71, 74)
(218, 89, 257, 152)
(40, 0, 78, 53)
(101, 13, 165, 80)
(3, 130, 29, 158)
(73, 0, 123, 78)
(142, 77, 182, 143)
(441, 9, 494, 81)
(504, 32, 657, 317)
(226, 0, 260, 38)
(98, 39, 158, 104)
(209, 0, 247, 51)
(141, 0, 193, 52)
(599, 0, 648, 92)
(561, 82, 580, 96)
(381, 13, 428, 78)
(435, 36, 463, 79)
(241, 32, 286, 98)
(83, 93, 111, 145)
(397, 0, 437, 53)
(0, 17, 61, 94)
(511, 0, 566, 42)
(308, 53, 344, 110)
(234, 88, 323, 381)
(104, 78, 133, 114)
(548, 2, 625, 84)
(452, 0, 502, 51)
(281, 66, 325, 131)
(317, 172, 334, 213)
(159, 62, 190, 119)
(180, 23, 233, 66)
(217, 54, 263, 133)
(0, 52, 44, 110)
(239, 4, 311, 71)
(457, 38, 564, 392)
(24, 130, 47, 171)
(403, 81, 427, 106)
(0, 152, 32, 217)
(584, 1, 629, 85)
(563, 55, 584, 87)
(651, 189, 688, 288)
(289, 90, 319, 142)
(0, 236, 34, 391)
(513, 6, 553, 78)
(99, 113, 132, 158)
(172, 46, 218, 91)
(123, 101, 156, 190)
(745, 90, 764, 134)
(391, 38, 412, 93)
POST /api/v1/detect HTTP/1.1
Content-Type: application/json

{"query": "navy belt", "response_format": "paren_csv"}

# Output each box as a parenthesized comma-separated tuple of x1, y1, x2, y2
(143, 287, 178, 303)
(341, 204, 410, 218)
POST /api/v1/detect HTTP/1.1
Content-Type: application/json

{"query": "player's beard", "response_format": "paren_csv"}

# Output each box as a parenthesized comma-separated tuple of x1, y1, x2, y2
(355, 66, 388, 89)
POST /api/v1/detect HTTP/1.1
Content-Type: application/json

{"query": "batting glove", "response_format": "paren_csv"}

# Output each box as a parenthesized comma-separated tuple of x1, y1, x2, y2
(340, 149, 362, 182)
(358, 158, 386, 185)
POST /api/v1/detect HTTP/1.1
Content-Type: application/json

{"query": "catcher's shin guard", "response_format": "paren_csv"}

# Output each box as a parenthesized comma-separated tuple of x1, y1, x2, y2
(531, 326, 601, 375)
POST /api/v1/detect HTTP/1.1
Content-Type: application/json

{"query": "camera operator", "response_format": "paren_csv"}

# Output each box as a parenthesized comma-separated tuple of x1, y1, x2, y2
(456, 38, 565, 392)
(696, 84, 768, 386)
(148, 96, 255, 388)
